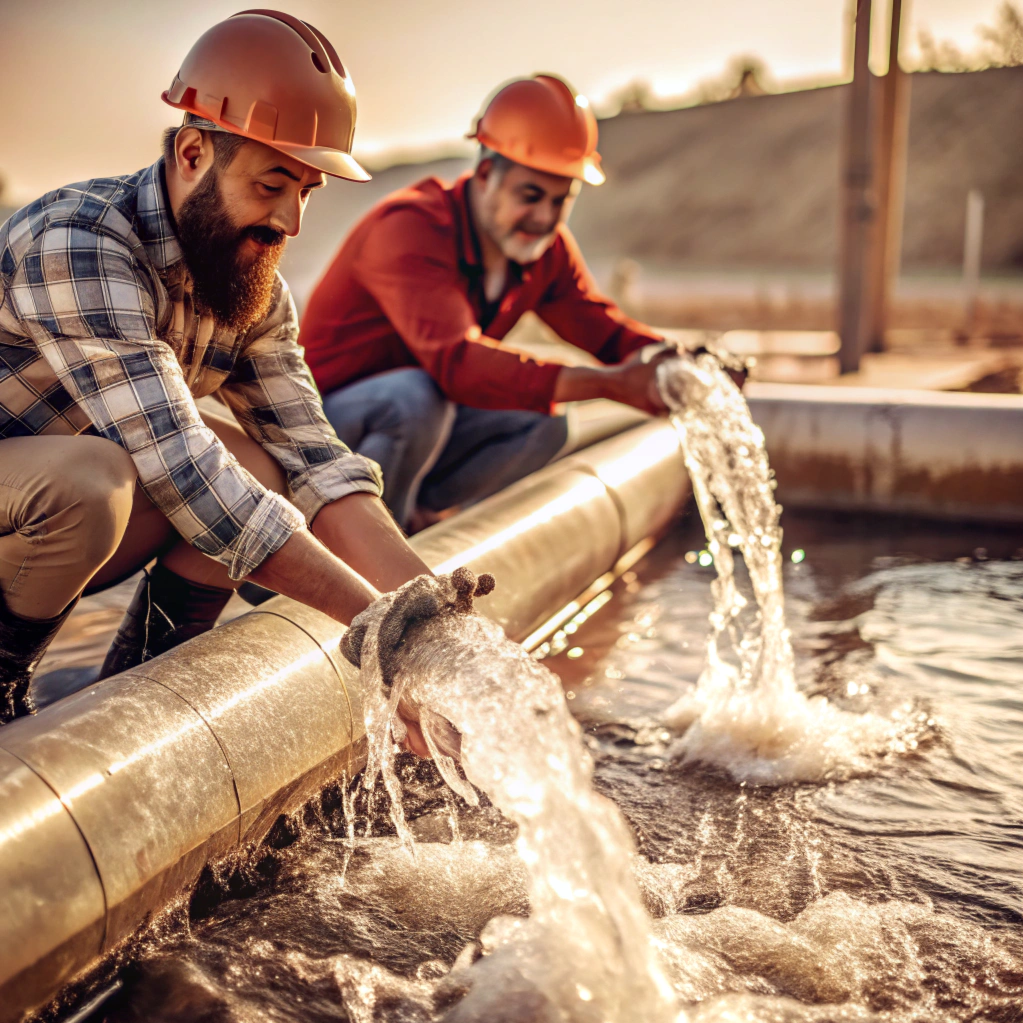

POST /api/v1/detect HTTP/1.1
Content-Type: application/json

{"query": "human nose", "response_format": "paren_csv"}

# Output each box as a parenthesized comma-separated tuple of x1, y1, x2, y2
(270, 191, 305, 238)
(524, 200, 560, 235)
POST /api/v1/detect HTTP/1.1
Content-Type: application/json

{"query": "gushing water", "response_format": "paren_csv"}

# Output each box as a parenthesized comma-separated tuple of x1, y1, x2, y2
(656, 354, 922, 784)
(341, 353, 925, 1018)
(353, 575, 680, 1021)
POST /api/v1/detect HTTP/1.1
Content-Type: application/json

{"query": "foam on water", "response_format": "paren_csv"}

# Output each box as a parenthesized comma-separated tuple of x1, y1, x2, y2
(656, 355, 923, 785)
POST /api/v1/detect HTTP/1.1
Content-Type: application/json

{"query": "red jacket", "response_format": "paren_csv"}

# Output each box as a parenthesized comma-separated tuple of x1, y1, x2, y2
(300, 173, 661, 413)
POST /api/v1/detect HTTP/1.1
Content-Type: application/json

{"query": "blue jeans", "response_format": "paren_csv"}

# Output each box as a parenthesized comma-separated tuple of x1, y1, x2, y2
(321, 368, 568, 528)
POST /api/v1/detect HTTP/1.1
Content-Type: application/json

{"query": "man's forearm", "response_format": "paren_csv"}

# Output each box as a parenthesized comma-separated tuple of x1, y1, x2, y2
(246, 494, 431, 626)
(312, 493, 432, 592)
(248, 527, 380, 625)
(552, 364, 616, 403)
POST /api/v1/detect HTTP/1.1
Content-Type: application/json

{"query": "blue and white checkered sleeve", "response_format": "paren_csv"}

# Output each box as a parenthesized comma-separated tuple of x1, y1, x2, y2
(9, 223, 304, 579)
(218, 276, 384, 525)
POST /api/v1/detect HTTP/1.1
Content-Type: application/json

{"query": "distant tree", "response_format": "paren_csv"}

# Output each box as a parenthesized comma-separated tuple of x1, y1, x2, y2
(978, 1, 1023, 66)
(913, 1, 1023, 71)
(601, 56, 773, 119)
(603, 79, 657, 116)
(690, 56, 772, 106)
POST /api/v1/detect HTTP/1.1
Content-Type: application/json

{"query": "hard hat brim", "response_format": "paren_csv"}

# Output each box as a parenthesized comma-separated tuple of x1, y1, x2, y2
(270, 141, 371, 182)
(581, 158, 605, 186)
(469, 129, 604, 186)
(162, 92, 371, 182)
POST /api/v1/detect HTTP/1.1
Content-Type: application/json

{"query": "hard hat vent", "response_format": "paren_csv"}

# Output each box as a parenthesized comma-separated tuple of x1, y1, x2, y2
(310, 51, 328, 73)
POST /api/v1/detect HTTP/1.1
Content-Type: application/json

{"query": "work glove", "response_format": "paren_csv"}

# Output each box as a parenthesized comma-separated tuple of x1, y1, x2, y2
(690, 343, 750, 390)
(647, 337, 750, 391)
(341, 568, 496, 759)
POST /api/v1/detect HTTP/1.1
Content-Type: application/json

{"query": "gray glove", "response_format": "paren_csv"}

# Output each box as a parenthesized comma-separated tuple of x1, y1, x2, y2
(341, 567, 496, 691)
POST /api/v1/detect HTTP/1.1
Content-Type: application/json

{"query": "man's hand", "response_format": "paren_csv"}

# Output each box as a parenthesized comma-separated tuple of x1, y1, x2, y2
(553, 349, 675, 415)
(690, 344, 749, 391)
(341, 567, 496, 759)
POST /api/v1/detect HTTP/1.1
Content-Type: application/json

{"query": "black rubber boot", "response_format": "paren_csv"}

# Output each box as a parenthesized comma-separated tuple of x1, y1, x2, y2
(237, 581, 277, 606)
(0, 593, 78, 725)
(97, 563, 233, 681)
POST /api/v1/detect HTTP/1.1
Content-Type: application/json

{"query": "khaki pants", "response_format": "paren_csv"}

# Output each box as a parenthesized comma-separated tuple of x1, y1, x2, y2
(0, 413, 286, 620)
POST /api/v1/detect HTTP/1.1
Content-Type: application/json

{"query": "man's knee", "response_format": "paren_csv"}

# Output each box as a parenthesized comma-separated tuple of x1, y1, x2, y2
(371, 370, 450, 433)
(0, 435, 137, 575)
(537, 413, 569, 455)
(326, 369, 454, 459)
(50, 437, 138, 558)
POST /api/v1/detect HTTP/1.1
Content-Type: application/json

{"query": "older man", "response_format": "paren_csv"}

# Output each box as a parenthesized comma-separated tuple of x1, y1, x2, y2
(0, 11, 434, 725)
(301, 75, 672, 531)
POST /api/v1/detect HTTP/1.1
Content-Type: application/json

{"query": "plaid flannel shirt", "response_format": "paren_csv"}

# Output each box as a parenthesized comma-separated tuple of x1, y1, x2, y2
(0, 160, 383, 579)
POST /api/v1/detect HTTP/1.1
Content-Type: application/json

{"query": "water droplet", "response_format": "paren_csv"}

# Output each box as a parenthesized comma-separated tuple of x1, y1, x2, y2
(791, 548, 806, 563)
(567, 647, 584, 659)
(698, 551, 714, 567)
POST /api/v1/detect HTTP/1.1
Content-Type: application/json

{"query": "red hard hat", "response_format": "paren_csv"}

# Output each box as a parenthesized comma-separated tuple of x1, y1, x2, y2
(469, 74, 604, 186)
(163, 9, 370, 181)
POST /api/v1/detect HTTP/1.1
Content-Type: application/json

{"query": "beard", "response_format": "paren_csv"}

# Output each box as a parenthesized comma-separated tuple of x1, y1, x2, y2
(175, 170, 286, 332)
(497, 228, 556, 265)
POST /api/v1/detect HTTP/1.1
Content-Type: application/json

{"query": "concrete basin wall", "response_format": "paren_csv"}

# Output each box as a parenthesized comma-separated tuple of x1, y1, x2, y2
(747, 384, 1023, 524)
(0, 419, 688, 1023)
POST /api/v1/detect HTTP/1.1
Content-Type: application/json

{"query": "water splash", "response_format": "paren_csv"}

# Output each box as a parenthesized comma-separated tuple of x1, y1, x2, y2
(657, 354, 917, 785)
(355, 588, 681, 1021)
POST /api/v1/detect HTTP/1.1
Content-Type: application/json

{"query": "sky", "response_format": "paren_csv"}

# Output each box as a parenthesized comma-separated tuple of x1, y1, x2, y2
(0, 0, 1004, 203)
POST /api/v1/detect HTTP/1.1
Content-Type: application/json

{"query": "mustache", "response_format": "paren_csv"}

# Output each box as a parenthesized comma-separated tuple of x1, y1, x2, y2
(513, 223, 555, 239)
(243, 224, 287, 248)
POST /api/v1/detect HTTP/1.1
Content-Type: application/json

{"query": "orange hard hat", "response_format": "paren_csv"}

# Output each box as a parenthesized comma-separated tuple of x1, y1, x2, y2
(162, 9, 370, 182)
(469, 74, 604, 186)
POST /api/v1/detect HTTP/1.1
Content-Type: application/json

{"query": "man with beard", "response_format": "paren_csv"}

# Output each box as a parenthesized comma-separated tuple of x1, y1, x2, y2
(0, 11, 435, 726)
(300, 75, 672, 531)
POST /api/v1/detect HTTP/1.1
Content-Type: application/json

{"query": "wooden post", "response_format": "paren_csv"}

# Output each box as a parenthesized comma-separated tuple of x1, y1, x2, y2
(962, 189, 985, 339)
(869, 0, 911, 353)
(838, 0, 877, 374)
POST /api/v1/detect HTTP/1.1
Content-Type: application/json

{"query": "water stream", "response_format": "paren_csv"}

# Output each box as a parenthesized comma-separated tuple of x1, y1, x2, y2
(656, 354, 925, 785)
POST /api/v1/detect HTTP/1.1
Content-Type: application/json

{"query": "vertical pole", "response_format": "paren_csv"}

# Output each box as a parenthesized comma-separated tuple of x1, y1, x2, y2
(838, 0, 877, 374)
(869, 0, 911, 353)
(962, 189, 985, 339)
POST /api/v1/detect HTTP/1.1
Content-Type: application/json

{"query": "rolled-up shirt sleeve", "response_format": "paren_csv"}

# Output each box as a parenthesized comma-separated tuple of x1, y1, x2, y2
(219, 276, 383, 524)
(9, 221, 303, 579)
(358, 207, 563, 413)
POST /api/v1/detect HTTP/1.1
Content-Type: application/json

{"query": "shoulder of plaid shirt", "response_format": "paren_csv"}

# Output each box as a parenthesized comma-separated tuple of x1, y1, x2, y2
(0, 159, 384, 582)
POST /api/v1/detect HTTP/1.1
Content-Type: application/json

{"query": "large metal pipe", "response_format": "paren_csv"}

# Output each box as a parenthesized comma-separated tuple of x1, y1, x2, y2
(0, 419, 689, 1023)
(747, 383, 1023, 523)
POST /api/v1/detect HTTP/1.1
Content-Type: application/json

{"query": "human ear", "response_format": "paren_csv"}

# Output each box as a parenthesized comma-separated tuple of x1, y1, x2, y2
(175, 127, 208, 182)
(474, 158, 494, 187)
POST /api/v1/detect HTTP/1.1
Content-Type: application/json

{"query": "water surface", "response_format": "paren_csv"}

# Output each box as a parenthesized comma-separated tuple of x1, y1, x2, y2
(97, 512, 1023, 1023)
